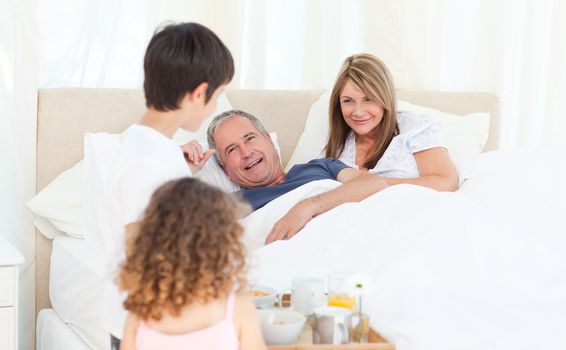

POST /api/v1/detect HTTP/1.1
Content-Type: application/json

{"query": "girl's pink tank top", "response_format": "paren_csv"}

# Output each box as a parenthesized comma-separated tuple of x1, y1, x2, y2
(135, 293, 239, 350)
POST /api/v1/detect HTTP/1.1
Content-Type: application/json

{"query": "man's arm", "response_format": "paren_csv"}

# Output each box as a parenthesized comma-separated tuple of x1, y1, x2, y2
(264, 168, 388, 244)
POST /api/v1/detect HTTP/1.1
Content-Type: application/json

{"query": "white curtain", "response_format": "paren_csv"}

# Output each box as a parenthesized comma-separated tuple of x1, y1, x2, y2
(1, 1, 37, 350)
(37, 0, 566, 149)
(2, 0, 565, 348)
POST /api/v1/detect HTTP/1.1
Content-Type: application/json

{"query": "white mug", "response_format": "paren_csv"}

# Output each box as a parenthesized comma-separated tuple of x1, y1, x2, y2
(313, 306, 352, 344)
(290, 277, 325, 316)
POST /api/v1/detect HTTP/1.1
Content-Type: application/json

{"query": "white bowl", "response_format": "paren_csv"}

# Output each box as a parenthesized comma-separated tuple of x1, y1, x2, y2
(257, 309, 306, 345)
(250, 285, 278, 309)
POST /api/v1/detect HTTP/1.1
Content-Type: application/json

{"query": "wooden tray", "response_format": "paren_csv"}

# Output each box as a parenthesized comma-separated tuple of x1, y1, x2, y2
(267, 318, 394, 350)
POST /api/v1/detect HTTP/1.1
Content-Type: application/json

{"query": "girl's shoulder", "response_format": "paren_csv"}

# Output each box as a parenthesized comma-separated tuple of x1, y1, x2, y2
(234, 292, 256, 312)
(233, 292, 260, 321)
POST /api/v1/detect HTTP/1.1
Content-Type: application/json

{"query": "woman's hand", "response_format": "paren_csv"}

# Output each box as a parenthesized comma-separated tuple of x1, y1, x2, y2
(264, 170, 391, 245)
(181, 140, 215, 173)
(264, 199, 316, 245)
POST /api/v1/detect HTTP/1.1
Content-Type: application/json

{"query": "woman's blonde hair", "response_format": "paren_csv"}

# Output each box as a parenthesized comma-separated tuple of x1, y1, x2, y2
(325, 53, 399, 170)
(119, 178, 248, 320)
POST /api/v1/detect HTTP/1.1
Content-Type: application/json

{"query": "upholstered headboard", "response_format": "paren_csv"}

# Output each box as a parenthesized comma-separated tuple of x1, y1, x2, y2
(35, 88, 500, 313)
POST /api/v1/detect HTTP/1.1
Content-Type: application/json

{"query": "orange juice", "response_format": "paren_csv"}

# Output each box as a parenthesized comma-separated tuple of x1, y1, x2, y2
(327, 294, 356, 309)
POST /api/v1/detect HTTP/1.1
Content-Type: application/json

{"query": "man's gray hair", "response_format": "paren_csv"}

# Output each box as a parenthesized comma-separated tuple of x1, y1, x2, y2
(207, 109, 268, 164)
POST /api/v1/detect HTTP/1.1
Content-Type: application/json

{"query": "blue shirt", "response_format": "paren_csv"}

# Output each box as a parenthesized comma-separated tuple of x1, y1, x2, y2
(239, 158, 349, 210)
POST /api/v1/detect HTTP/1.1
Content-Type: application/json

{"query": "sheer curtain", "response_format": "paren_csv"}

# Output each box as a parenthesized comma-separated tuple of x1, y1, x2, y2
(2, 0, 565, 348)
(37, 0, 566, 148)
(395, 0, 566, 148)
(1, 1, 37, 350)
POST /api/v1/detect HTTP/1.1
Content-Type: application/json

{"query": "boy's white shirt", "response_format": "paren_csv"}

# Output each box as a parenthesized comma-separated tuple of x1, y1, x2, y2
(98, 124, 191, 338)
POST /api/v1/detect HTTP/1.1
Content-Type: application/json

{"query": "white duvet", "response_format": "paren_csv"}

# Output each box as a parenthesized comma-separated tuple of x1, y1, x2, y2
(242, 147, 566, 350)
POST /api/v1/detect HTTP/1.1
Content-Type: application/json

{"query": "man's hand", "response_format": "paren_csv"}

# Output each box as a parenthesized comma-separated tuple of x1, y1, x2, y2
(264, 199, 316, 245)
(181, 140, 215, 173)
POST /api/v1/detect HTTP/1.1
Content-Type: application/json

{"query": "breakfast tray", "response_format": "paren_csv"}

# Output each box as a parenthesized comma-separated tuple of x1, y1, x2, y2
(267, 318, 394, 350)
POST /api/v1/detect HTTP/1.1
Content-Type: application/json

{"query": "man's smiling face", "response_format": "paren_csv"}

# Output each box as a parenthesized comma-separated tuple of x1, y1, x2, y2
(214, 116, 283, 188)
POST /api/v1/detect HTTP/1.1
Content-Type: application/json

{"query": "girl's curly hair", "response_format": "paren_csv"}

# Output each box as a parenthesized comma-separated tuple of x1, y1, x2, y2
(119, 177, 249, 320)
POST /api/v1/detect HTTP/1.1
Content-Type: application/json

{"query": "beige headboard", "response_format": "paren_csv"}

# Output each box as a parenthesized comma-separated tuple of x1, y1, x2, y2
(35, 88, 500, 313)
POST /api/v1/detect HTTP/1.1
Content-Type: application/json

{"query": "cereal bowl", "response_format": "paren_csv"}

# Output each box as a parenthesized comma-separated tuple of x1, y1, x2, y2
(257, 309, 306, 345)
(250, 285, 278, 309)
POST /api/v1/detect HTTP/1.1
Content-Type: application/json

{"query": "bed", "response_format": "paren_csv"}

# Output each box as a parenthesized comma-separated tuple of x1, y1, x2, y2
(36, 235, 103, 349)
(31, 87, 566, 349)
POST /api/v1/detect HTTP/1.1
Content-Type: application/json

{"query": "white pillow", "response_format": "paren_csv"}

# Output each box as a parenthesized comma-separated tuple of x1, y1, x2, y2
(26, 161, 83, 239)
(396, 100, 490, 163)
(285, 90, 331, 171)
(286, 90, 491, 170)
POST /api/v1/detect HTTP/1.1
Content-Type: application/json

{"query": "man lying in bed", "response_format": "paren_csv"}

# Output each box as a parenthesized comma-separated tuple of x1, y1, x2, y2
(186, 109, 390, 244)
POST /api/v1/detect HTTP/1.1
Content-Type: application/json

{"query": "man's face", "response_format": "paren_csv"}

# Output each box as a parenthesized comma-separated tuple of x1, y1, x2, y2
(214, 116, 283, 188)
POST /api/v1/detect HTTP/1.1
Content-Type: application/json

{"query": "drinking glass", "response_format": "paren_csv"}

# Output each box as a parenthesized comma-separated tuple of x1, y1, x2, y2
(327, 271, 355, 310)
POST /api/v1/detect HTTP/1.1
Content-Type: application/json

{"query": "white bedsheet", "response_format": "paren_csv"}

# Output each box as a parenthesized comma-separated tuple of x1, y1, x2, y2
(36, 309, 91, 350)
(50, 236, 108, 349)
(244, 148, 566, 350)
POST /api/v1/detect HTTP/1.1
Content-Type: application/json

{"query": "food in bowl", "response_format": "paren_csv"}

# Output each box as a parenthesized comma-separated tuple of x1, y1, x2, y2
(251, 290, 270, 297)
(257, 309, 306, 345)
(250, 285, 278, 309)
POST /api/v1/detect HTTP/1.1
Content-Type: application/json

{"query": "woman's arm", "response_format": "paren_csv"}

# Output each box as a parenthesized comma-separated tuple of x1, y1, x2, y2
(264, 169, 389, 244)
(119, 313, 140, 350)
(236, 294, 267, 350)
(384, 147, 458, 192)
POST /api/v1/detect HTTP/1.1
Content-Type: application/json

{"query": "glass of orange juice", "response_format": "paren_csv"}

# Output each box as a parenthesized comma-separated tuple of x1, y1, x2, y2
(327, 271, 355, 310)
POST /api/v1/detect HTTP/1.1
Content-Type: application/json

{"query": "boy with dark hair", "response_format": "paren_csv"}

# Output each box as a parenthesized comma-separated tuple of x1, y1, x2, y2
(143, 22, 234, 111)
(87, 22, 234, 349)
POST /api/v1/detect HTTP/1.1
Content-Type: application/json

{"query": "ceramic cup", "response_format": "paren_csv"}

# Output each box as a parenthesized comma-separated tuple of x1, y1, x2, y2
(312, 306, 352, 344)
(290, 277, 326, 316)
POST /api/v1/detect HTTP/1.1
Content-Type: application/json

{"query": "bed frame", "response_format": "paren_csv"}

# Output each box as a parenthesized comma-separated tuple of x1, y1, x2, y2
(35, 88, 500, 315)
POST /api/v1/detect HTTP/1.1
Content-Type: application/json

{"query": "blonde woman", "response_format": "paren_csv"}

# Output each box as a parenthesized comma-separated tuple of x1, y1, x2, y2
(324, 53, 458, 191)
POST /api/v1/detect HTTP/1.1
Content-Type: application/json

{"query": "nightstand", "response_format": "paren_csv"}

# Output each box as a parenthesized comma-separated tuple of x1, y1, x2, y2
(0, 235, 24, 350)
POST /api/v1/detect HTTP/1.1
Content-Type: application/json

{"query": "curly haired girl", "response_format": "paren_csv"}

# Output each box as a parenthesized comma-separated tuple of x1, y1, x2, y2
(118, 178, 266, 350)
